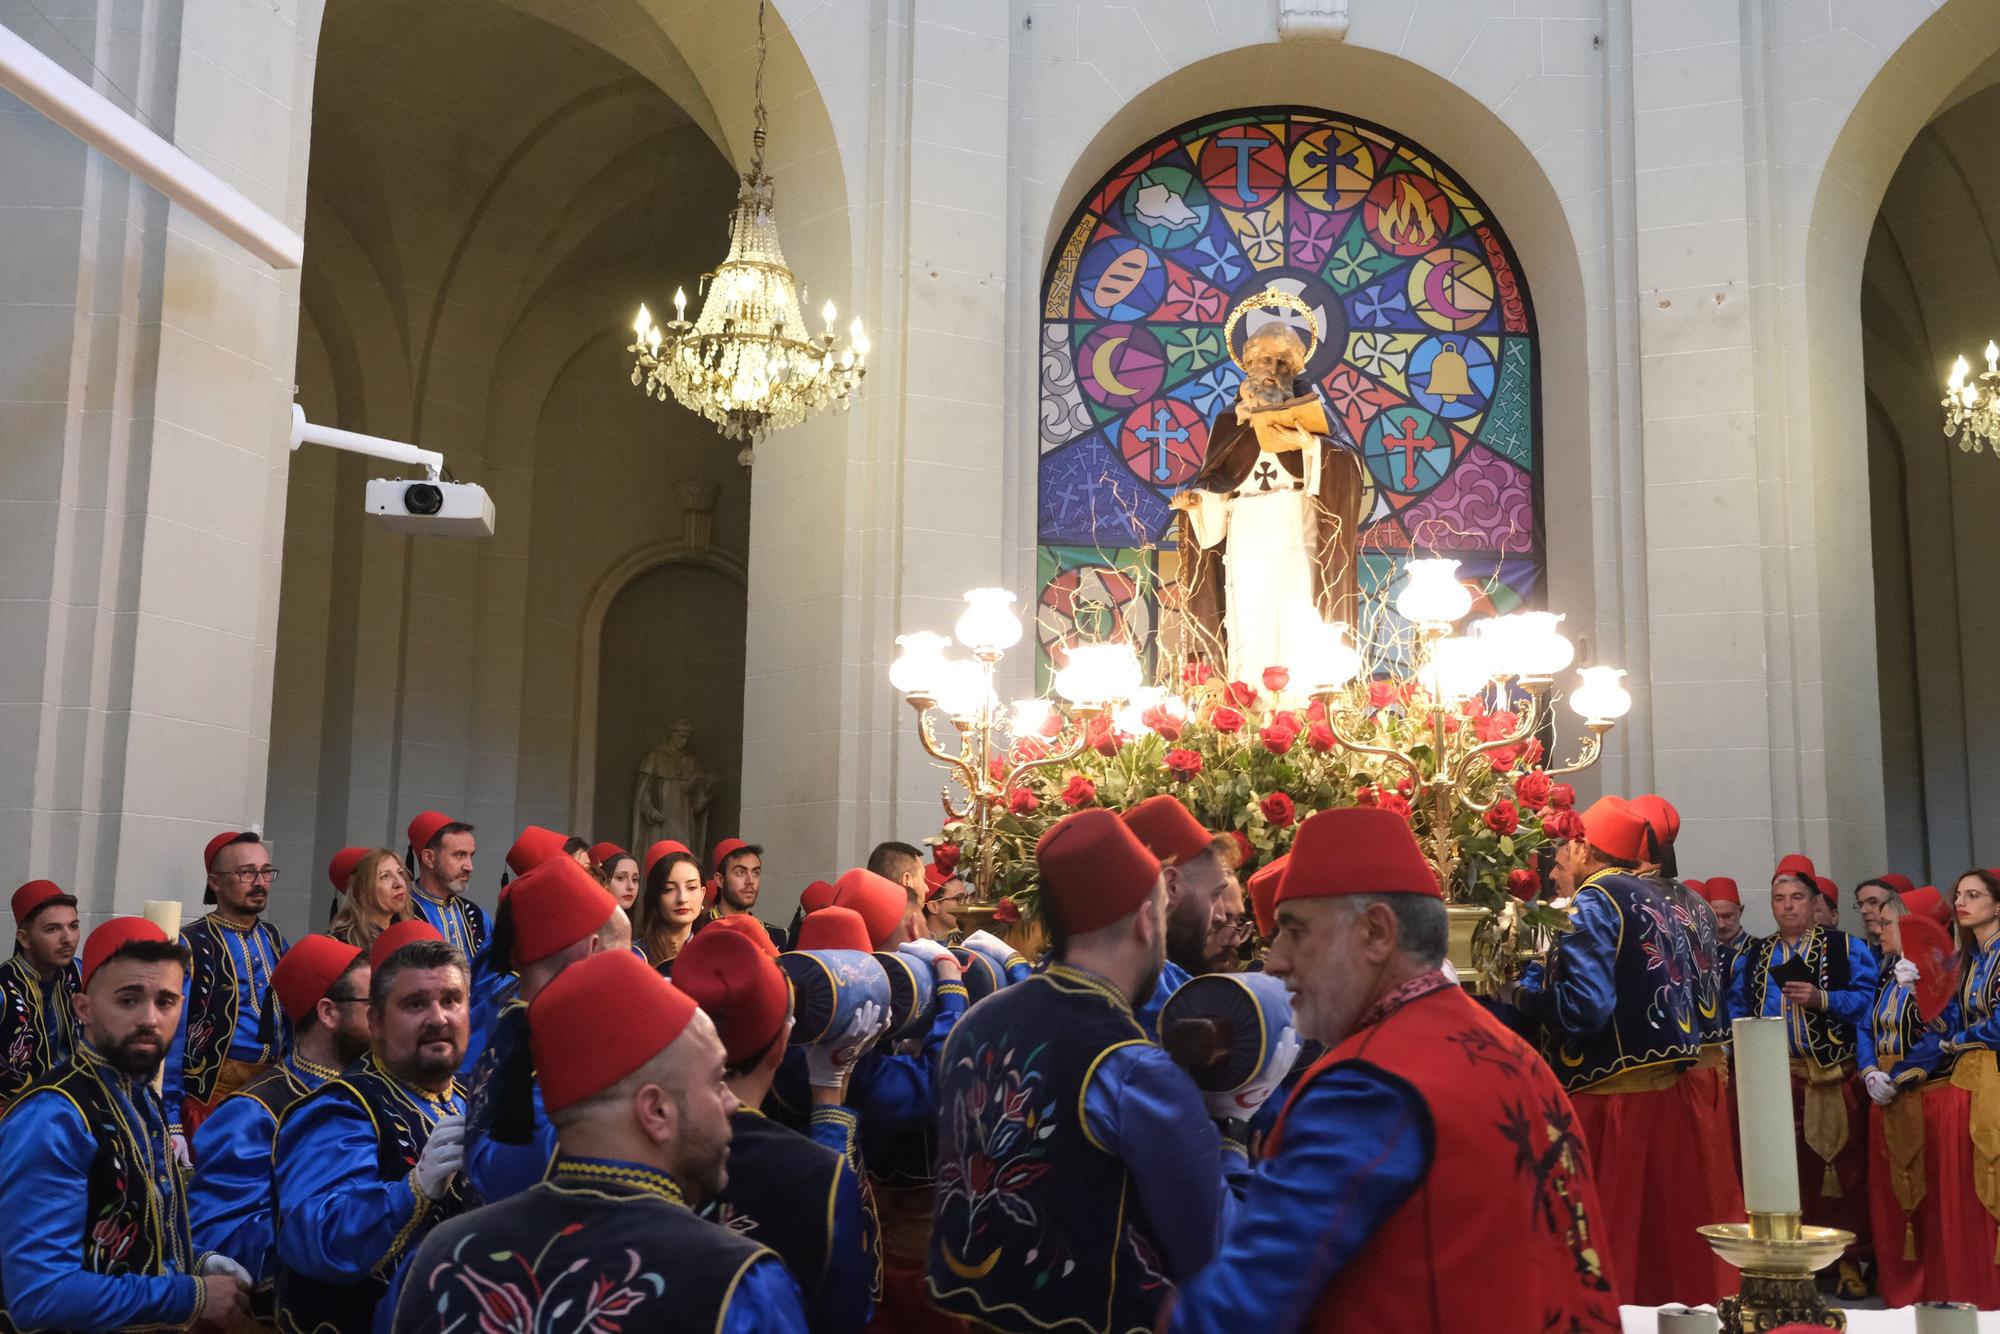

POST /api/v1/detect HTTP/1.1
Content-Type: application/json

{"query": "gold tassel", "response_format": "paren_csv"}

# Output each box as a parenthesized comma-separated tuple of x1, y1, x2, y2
(1905, 1220, 1917, 1263)
(1823, 1162, 1842, 1198)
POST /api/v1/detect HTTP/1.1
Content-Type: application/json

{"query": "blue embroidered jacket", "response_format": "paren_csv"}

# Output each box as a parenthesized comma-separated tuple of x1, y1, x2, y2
(166, 914, 289, 1117)
(461, 998, 552, 1205)
(1859, 956, 1948, 1087)
(0, 953, 80, 1109)
(1730, 926, 1877, 1065)
(189, 1051, 340, 1292)
(407, 887, 486, 962)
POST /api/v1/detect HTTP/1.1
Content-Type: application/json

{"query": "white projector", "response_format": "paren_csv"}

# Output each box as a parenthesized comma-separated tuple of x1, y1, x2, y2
(364, 478, 496, 537)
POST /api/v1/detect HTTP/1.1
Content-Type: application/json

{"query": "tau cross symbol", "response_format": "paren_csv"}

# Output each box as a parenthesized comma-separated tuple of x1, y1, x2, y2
(1252, 459, 1279, 490)
(1383, 415, 1436, 490)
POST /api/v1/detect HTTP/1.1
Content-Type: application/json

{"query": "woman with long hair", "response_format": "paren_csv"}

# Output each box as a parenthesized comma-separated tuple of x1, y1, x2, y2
(1938, 868, 2000, 1305)
(595, 846, 642, 912)
(329, 848, 415, 950)
(635, 850, 704, 973)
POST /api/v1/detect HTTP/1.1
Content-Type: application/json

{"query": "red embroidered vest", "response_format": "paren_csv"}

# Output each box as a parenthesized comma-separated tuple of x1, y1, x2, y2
(1268, 986, 1622, 1334)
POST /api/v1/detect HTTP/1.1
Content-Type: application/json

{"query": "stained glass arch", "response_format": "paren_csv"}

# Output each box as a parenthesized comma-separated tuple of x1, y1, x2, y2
(1036, 106, 1542, 684)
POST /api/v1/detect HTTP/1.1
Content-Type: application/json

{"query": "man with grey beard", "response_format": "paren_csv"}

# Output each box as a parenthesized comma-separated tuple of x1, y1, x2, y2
(1171, 315, 1366, 677)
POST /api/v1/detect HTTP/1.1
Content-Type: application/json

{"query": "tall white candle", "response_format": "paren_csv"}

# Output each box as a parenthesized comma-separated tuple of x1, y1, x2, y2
(141, 899, 181, 936)
(1733, 1016, 1801, 1215)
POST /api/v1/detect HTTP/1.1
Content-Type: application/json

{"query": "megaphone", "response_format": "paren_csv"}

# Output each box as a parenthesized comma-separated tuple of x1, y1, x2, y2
(874, 950, 938, 1039)
(776, 950, 891, 1044)
(1158, 971, 1298, 1095)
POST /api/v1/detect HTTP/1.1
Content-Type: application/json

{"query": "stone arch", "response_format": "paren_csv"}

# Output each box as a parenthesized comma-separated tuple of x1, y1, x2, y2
(568, 542, 750, 835)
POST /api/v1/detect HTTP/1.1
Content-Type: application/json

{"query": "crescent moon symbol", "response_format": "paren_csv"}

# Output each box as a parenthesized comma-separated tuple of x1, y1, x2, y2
(1091, 335, 1142, 398)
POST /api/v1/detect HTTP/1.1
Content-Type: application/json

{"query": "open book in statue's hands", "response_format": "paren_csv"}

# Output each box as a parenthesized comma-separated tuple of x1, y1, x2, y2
(1245, 393, 1329, 454)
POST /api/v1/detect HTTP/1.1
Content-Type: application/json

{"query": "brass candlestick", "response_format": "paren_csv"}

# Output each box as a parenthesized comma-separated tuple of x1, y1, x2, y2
(1697, 1211, 1854, 1332)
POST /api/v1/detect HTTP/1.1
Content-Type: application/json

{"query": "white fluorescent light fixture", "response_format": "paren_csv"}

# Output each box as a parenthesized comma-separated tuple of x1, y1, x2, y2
(0, 23, 304, 269)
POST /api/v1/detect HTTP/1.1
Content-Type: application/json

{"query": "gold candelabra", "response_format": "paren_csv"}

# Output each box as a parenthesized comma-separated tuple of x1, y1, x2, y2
(1698, 1211, 1852, 1331)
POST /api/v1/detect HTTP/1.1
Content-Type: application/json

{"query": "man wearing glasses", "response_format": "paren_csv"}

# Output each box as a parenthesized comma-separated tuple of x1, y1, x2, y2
(1853, 874, 1911, 956)
(164, 830, 291, 1151)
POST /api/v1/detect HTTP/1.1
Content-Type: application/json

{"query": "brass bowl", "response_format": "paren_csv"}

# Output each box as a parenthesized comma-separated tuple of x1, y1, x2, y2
(1697, 1222, 1855, 1277)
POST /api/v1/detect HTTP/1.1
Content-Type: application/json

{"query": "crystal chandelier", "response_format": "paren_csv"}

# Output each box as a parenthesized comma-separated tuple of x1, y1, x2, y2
(628, 0, 867, 463)
(1943, 342, 2000, 456)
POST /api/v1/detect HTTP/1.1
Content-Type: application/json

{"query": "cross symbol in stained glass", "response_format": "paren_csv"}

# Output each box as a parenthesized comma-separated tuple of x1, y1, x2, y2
(1383, 415, 1436, 490)
(1135, 408, 1191, 482)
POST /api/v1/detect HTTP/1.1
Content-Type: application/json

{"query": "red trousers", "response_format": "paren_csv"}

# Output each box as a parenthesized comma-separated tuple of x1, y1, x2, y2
(1572, 1071, 1740, 1306)
(1790, 1064, 1871, 1265)
(1866, 1085, 1962, 1305)
(871, 1258, 968, 1334)
(1927, 1082, 2000, 1307)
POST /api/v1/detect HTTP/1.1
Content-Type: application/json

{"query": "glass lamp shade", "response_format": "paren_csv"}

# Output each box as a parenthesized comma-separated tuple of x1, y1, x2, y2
(1424, 634, 1493, 701)
(1299, 620, 1363, 692)
(1114, 686, 1167, 736)
(1569, 666, 1633, 724)
(889, 632, 952, 697)
(934, 658, 996, 719)
(1467, 616, 1525, 679)
(1012, 697, 1055, 738)
(1396, 558, 1473, 627)
(1511, 611, 1574, 678)
(955, 589, 1023, 655)
(1054, 642, 1143, 707)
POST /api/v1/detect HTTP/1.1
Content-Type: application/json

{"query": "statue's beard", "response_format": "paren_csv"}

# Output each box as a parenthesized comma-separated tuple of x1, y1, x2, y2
(1235, 371, 1296, 423)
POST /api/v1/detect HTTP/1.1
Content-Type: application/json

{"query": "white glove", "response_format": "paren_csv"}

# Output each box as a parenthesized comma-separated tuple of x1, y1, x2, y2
(1439, 958, 1460, 987)
(806, 1001, 885, 1089)
(1204, 1025, 1302, 1122)
(1894, 957, 1921, 987)
(959, 930, 1015, 960)
(199, 1254, 253, 1285)
(1864, 1070, 1897, 1106)
(169, 1132, 191, 1170)
(897, 938, 952, 966)
(414, 1114, 466, 1200)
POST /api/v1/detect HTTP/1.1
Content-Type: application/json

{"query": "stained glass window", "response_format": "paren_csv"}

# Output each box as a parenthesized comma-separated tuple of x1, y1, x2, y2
(1037, 107, 1541, 685)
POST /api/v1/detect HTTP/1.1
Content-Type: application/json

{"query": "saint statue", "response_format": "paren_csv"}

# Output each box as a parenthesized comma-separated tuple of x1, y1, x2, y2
(631, 719, 716, 859)
(1170, 291, 1367, 685)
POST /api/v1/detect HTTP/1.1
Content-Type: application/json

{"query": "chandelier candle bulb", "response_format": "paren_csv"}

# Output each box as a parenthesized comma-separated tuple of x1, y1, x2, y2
(954, 589, 1024, 656)
(673, 288, 687, 323)
(890, 632, 953, 698)
(1395, 557, 1473, 628)
(1569, 666, 1632, 724)
(1733, 1016, 1802, 1215)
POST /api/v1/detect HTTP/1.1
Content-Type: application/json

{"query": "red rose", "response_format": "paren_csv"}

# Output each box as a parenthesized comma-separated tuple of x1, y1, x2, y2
(1060, 774, 1097, 808)
(1395, 776, 1415, 798)
(933, 844, 961, 874)
(1141, 704, 1184, 741)
(1507, 868, 1541, 900)
(1086, 713, 1121, 758)
(1011, 737, 1049, 764)
(1007, 787, 1038, 815)
(1306, 721, 1335, 753)
(1484, 799, 1520, 836)
(1523, 738, 1545, 766)
(1040, 710, 1065, 739)
(1305, 697, 1327, 723)
(1548, 782, 1576, 811)
(1485, 745, 1521, 773)
(1182, 661, 1214, 687)
(1476, 709, 1519, 744)
(1165, 748, 1204, 780)
(1354, 784, 1379, 807)
(1262, 666, 1291, 693)
(1514, 770, 1553, 811)
(1224, 681, 1259, 708)
(1210, 706, 1245, 734)
(1378, 791, 1412, 820)
(1367, 680, 1395, 709)
(1259, 792, 1296, 828)
(1542, 808, 1585, 842)
(993, 898, 1022, 923)
(1259, 723, 1296, 755)
(988, 756, 1006, 783)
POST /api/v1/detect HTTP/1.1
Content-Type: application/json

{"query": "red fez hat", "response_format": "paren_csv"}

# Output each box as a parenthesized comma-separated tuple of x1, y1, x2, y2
(1683, 878, 1705, 897)
(506, 825, 571, 877)
(590, 842, 628, 870)
(707, 912, 780, 959)
(407, 811, 456, 852)
(327, 847, 370, 894)
(532, 950, 698, 1113)
(1035, 809, 1162, 934)
(273, 934, 363, 1021)
(711, 837, 751, 871)
(922, 862, 953, 899)
(1903, 885, 1951, 929)
(1700, 876, 1741, 906)
(1812, 875, 1839, 905)
(1121, 795, 1212, 867)
(508, 856, 616, 967)
(1628, 794, 1680, 848)
(643, 840, 692, 881)
(1874, 873, 1917, 899)
(204, 831, 243, 869)
(831, 868, 907, 948)
(1247, 855, 1287, 939)
(795, 906, 873, 954)
(11, 879, 69, 924)
(1278, 807, 1439, 903)
(801, 879, 837, 913)
(675, 927, 791, 1067)
(1774, 853, 1816, 882)
(81, 917, 173, 986)
(1578, 797, 1649, 865)
(371, 918, 445, 970)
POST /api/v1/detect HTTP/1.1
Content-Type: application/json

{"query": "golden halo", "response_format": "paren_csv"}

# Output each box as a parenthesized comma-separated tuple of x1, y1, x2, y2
(1224, 289, 1321, 371)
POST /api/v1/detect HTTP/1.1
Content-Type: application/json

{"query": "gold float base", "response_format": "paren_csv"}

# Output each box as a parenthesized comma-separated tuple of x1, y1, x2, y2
(1446, 903, 1488, 993)
(1699, 1214, 1853, 1333)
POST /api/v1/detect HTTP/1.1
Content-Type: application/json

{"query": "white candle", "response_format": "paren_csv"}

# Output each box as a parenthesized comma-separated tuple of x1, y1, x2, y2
(1915, 1304, 1979, 1334)
(1733, 1016, 1801, 1215)
(141, 899, 182, 936)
